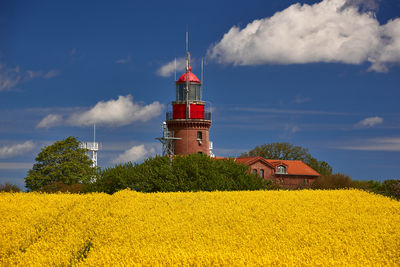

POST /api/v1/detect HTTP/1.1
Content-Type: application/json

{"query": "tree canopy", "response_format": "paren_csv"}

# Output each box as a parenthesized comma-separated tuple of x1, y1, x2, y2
(240, 142, 332, 176)
(91, 154, 276, 194)
(25, 137, 97, 191)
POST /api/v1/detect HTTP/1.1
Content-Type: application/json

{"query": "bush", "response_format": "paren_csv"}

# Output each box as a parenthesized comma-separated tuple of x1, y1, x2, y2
(39, 181, 87, 193)
(90, 163, 134, 194)
(94, 154, 274, 194)
(376, 179, 400, 200)
(311, 173, 354, 189)
(0, 182, 22, 192)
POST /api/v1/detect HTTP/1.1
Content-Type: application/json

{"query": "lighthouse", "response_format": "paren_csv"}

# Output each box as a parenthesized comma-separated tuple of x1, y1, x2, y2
(158, 51, 213, 156)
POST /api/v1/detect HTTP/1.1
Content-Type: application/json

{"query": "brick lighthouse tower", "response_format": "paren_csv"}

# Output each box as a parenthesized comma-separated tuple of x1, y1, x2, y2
(158, 51, 213, 156)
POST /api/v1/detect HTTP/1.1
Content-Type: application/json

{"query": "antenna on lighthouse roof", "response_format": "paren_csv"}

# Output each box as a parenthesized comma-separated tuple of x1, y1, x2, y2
(201, 57, 204, 83)
(186, 26, 189, 52)
(174, 57, 176, 81)
(185, 28, 190, 122)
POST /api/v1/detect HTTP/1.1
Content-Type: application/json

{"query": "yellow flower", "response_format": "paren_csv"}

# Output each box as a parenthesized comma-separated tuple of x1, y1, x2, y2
(0, 189, 399, 266)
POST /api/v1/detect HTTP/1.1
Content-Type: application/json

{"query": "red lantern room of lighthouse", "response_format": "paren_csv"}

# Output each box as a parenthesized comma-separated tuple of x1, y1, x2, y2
(158, 51, 213, 157)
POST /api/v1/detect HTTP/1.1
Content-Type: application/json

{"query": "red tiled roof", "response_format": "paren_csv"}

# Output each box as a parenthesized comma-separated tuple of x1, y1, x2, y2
(226, 157, 320, 176)
(266, 160, 320, 176)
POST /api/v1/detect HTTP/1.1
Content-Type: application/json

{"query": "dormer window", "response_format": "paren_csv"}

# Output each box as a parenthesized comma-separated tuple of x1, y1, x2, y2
(276, 165, 287, 174)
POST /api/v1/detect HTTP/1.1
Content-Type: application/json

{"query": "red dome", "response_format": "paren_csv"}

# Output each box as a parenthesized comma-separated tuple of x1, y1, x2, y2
(176, 67, 201, 83)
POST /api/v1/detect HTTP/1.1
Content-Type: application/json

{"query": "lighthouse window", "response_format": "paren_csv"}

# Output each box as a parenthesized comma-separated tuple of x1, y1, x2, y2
(176, 84, 185, 101)
(197, 131, 202, 140)
(195, 84, 201, 100)
(189, 84, 195, 100)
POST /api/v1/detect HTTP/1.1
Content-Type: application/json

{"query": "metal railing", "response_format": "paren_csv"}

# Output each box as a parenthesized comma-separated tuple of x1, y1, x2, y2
(204, 111, 211, 120)
(166, 111, 211, 121)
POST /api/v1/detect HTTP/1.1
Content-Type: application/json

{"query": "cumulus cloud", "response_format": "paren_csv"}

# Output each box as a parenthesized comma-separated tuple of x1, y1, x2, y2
(0, 64, 59, 91)
(157, 57, 186, 77)
(66, 95, 164, 127)
(0, 141, 35, 159)
(355, 116, 383, 128)
(37, 114, 63, 128)
(36, 95, 163, 128)
(208, 0, 400, 72)
(340, 0, 380, 12)
(113, 144, 155, 163)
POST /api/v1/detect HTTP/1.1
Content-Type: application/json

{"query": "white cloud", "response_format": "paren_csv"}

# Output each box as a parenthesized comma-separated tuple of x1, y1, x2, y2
(208, 0, 400, 72)
(157, 57, 186, 77)
(0, 162, 33, 170)
(67, 95, 164, 127)
(116, 56, 131, 64)
(340, 0, 380, 12)
(0, 64, 59, 91)
(339, 137, 400, 151)
(0, 65, 21, 91)
(368, 19, 400, 72)
(43, 70, 60, 79)
(355, 116, 383, 128)
(113, 144, 155, 163)
(0, 141, 35, 159)
(37, 114, 63, 128)
(25, 70, 59, 80)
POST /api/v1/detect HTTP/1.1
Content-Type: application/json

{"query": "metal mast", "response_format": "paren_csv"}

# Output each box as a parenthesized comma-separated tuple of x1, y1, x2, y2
(156, 122, 181, 156)
(79, 123, 99, 168)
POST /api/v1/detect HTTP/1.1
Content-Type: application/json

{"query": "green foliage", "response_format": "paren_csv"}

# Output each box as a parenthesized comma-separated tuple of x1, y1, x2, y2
(90, 162, 134, 194)
(0, 182, 21, 192)
(374, 179, 400, 200)
(25, 137, 97, 191)
(240, 142, 332, 175)
(93, 154, 275, 194)
(312, 174, 400, 200)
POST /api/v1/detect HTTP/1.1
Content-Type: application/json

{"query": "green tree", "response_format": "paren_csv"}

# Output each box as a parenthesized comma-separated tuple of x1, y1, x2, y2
(240, 142, 332, 175)
(93, 154, 276, 194)
(25, 137, 97, 191)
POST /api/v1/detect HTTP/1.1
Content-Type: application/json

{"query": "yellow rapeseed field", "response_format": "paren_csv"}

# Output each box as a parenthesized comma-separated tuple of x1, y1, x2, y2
(0, 189, 399, 266)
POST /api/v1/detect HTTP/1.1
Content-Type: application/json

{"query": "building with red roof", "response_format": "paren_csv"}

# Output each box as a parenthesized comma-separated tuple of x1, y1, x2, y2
(226, 157, 320, 188)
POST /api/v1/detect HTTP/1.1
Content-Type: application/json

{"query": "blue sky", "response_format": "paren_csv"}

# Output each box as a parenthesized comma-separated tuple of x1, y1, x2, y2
(1, 0, 400, 188)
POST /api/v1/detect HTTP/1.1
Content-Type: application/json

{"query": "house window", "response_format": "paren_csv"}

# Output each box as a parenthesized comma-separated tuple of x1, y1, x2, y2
(260, 169, 264, 178)
(253, 169, 257, 175)
(198, 151, 203, 154)
(197, 131, 202, 140)
(276, 165, 286, 174)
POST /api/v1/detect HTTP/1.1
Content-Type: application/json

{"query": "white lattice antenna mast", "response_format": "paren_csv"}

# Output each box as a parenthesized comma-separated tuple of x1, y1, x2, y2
(79, 124, 99, 168)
